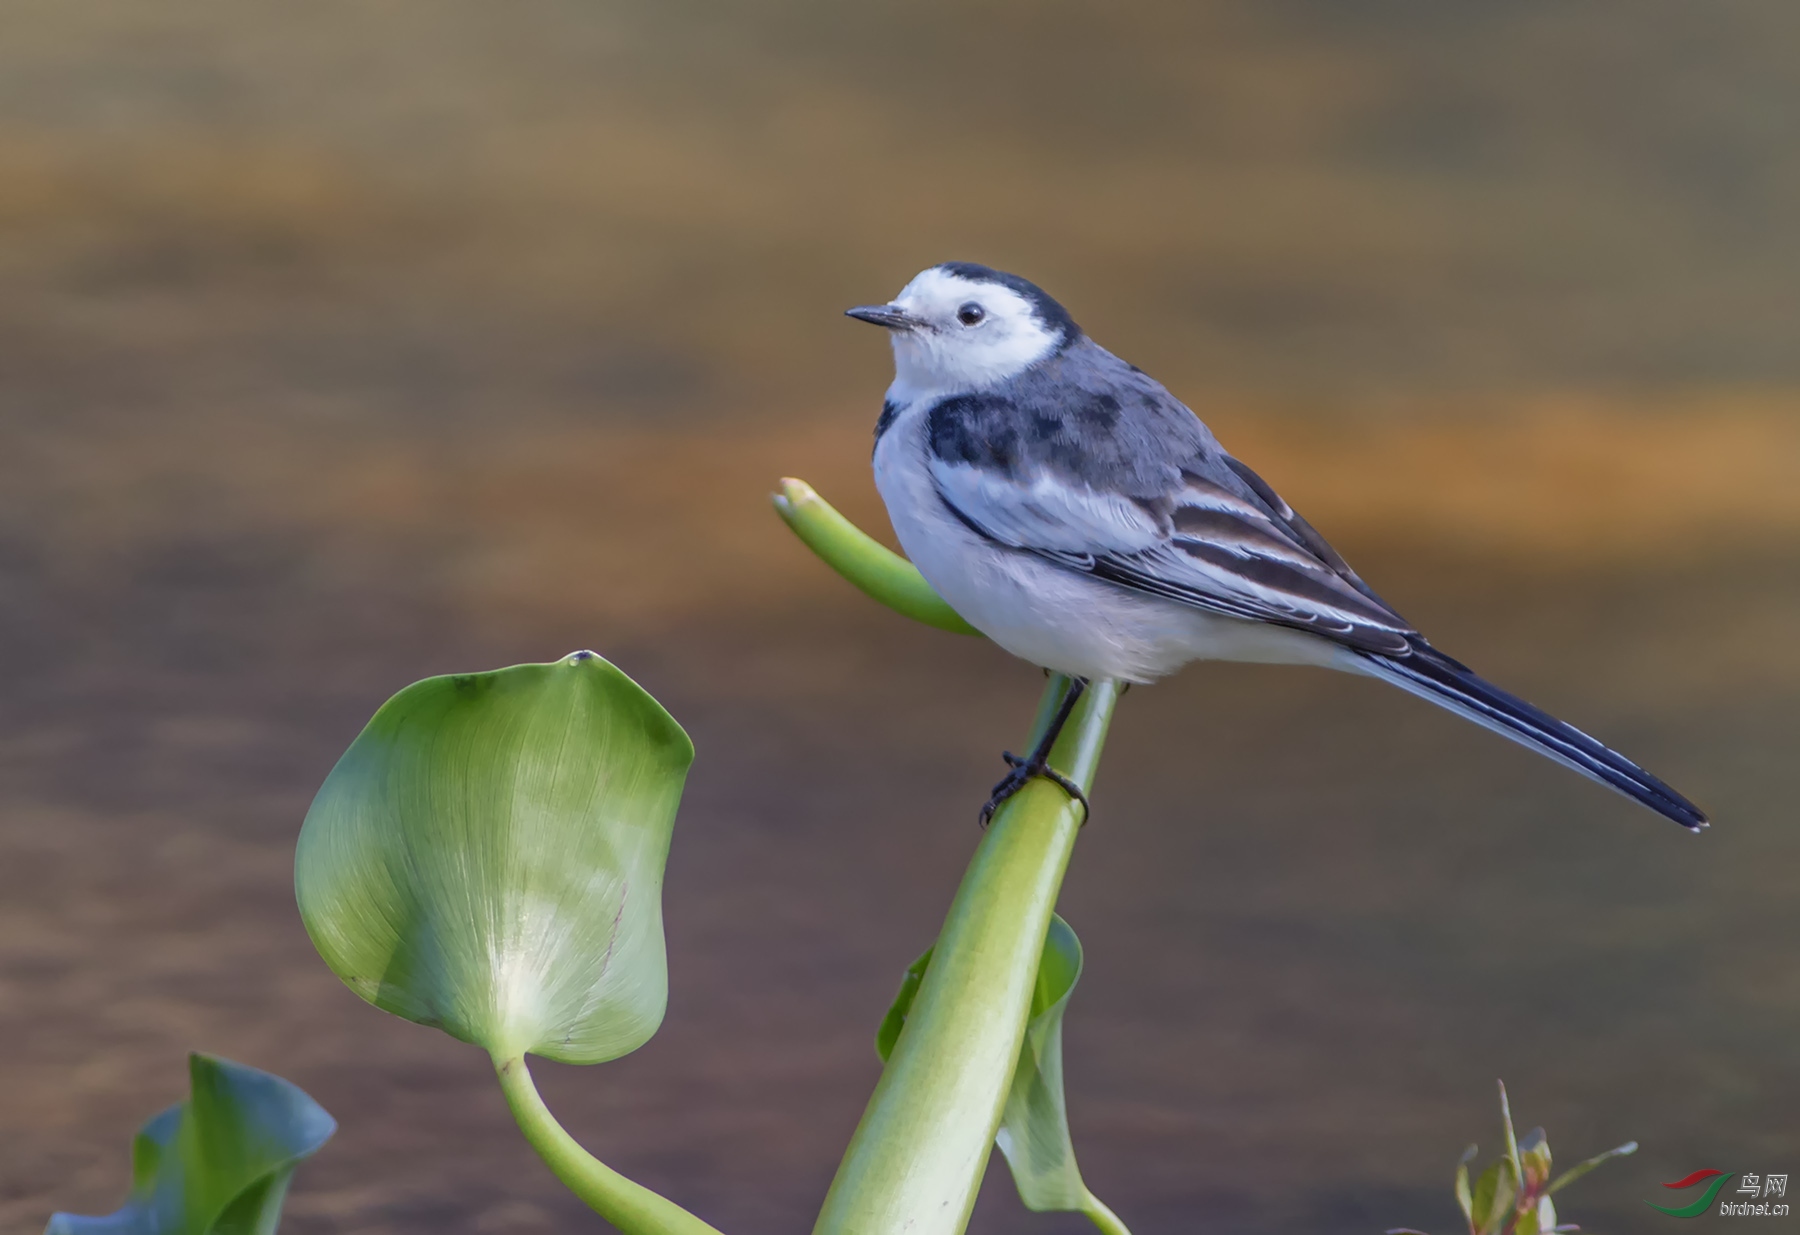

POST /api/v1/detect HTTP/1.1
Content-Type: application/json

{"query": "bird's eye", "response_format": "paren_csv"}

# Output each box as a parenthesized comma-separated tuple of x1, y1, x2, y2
(956, 302, 986, 326)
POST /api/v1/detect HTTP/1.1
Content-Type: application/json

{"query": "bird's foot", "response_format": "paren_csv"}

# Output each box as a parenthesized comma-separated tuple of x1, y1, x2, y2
(977, 750, 1090, 828)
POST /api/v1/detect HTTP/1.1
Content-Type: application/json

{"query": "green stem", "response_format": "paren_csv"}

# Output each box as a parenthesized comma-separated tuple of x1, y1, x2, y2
(771, 478, 981, 635)
(493, 1054, 726, 1235)
(812, 675, 1120, 1235)
(772, 478, 1126, 1234)
(1079, 1188, 1135, 1235)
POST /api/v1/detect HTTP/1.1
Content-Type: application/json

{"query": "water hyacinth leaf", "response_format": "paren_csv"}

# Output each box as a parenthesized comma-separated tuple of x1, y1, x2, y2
(46, 1053, 335, 1235)
(296, 652, 693, 1063)
(877, 915, 1131, 1234)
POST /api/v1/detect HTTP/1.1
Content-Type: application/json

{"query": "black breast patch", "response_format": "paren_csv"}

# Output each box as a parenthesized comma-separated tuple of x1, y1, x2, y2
(926, 393, 1021, 472)
(874, 397, 901, 442)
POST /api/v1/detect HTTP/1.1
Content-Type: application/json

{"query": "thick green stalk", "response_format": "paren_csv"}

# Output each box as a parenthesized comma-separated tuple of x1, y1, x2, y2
(772, 478, 981, 635)
(1080, 1190, 1133, 1235)
(493, 1054, 726, 1235)
(772, 478, 1122, 1235)
(812, 675, 1120, 1235)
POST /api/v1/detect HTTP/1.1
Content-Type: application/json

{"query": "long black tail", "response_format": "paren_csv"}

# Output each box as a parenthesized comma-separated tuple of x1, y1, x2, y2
(1357, 638, 1708, 831)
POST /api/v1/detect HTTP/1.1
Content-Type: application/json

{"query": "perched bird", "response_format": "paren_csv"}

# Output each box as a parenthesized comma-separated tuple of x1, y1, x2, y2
(848, 262, 1707, 830)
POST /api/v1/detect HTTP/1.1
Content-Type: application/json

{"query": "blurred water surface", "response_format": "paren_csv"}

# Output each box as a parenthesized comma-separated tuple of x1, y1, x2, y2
(0, 3, 1795, 1233)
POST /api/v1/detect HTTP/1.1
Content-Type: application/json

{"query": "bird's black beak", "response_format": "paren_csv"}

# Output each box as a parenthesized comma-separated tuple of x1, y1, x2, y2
(846, 303, 924, 331)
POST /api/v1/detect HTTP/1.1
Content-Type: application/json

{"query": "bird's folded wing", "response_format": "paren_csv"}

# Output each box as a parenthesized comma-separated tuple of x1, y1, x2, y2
(929, 454, 1418, 655)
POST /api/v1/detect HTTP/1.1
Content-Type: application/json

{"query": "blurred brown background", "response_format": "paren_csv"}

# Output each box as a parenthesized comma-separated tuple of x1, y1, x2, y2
(1, 3, 1795, 1232)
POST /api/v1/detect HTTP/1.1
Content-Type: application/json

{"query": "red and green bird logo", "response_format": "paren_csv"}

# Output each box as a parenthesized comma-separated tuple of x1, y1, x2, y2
(1647, 1169, 1738, 1217)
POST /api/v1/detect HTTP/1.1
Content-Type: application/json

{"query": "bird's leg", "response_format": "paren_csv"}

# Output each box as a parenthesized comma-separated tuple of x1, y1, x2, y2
(979, 677, 1090, 827)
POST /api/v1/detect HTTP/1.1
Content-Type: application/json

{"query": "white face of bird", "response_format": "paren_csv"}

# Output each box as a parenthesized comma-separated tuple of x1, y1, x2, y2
(849, 266, 1069, 395)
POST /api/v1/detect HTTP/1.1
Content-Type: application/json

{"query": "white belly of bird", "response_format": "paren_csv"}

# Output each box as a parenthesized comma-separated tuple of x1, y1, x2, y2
(873, 399, 1349, 683)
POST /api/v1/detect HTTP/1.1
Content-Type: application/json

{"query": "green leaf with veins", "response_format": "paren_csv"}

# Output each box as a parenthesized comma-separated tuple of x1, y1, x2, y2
(296, 652, 692, 1063)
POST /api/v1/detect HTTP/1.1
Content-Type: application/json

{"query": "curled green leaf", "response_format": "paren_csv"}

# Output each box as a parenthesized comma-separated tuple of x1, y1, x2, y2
(877, 915, 1132, 1235)
(875, 949, 933, 1063)
(296, 652, 693, 1062)
(46, 1053, 335, 1235)
(994, 915, 1087, 1213)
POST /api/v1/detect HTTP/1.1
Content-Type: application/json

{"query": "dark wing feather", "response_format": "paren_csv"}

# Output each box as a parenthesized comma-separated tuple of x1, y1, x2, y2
(1365, 638, 1709, 829)
(1220, 455, 1399, 613)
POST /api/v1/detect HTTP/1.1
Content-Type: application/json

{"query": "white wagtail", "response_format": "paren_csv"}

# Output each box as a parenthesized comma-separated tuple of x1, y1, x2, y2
(847, 262, 1708, 831)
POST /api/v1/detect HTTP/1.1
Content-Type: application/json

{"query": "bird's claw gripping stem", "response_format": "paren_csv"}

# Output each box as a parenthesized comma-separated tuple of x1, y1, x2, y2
(978, 674, 1092, 827)
(979, 751, 1090, 827)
